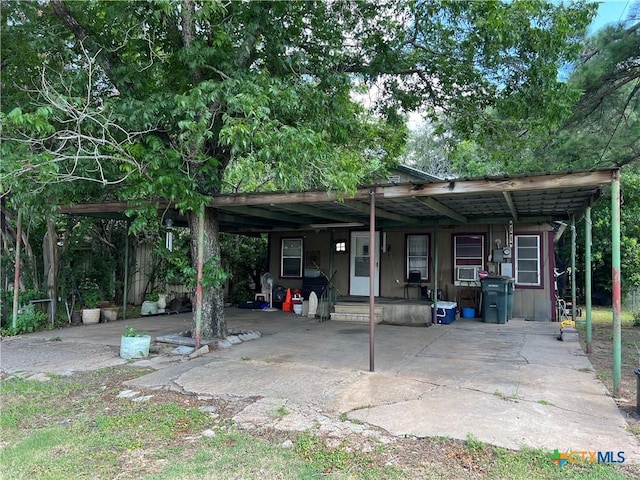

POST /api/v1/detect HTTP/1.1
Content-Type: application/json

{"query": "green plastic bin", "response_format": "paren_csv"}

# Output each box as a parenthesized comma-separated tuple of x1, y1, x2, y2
(481, 277, 508, 324)
(506, 278, 515, 320)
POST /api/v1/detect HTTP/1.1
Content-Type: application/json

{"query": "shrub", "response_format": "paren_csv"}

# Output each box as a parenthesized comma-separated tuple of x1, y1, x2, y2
(633, 310, 640, 327)
(82, 290, 101, 309)
(1, 305, 48, 335)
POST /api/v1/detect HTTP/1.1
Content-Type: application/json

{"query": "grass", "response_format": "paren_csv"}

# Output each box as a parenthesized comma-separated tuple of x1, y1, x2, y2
(577, 307, 640, 403)
(274, 405, 289, 418)
(1, 341, 638, 479)
(492, 389, 520, 402)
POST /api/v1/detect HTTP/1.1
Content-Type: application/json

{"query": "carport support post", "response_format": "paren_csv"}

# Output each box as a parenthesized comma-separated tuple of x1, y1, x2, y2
(571, 216, 577, 321)
(194, 206, 205, 350)
(329, 228, 334, 309)
(433, 222, 438, 324)
(369, 189, 376, 372)
(123, 222, 129, 321)
(612, 170, 622, 397)
(585, 207, 592, 353)
(11, 208, 22, 330)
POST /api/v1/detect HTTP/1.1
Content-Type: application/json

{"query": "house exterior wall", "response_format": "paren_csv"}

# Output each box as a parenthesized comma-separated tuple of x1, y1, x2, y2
(268, 221, 555, 320)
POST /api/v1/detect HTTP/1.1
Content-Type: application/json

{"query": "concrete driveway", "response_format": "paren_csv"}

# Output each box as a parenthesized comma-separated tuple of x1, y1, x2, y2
(2, 308, 639, 462)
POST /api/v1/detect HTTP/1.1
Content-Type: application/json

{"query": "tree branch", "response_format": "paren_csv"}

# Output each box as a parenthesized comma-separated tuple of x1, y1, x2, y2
(50, 0, 123, 91)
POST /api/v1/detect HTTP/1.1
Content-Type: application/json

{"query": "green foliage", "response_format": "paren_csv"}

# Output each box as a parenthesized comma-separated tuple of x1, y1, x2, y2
(633, 310, 640, 328)
(1, 0, 599, 337)
(464, 433, 486, 453)
(294, 430, 372, 474)
(145, 292, 160, 302)
(1, 0, 597, 204)
(1, 305, 48, 336)
(80, 282, 101, 309)
(563, 170, 640, 293)
(122, 325, 144, 338)
(554, 22, 640, 170)
(220, 232, 267, 303)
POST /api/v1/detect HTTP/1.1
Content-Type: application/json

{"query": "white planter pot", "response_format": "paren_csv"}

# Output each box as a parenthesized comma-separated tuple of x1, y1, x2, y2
(120, 335, 151, 359)
(141, 301, 158, 315)
(101, 307, 119, 322)
(157, 294, 167, 313)
(82, 308, 101, 325)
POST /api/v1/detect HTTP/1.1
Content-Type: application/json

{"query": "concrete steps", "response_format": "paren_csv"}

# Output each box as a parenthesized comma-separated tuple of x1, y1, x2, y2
(331, 303, 383, 323)
(331, 301, 432, 325)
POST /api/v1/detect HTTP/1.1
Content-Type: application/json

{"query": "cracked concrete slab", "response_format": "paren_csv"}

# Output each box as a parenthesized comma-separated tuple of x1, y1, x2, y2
(348, 387, 635, 455)
(2, 309, 638, 462)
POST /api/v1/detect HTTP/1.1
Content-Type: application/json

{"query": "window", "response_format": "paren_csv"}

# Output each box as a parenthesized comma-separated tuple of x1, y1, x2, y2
(406, 234, 429, 280)
(281, 238, 303, 277)
(515, 235, 541, 286)
(453, 235, 484, 281)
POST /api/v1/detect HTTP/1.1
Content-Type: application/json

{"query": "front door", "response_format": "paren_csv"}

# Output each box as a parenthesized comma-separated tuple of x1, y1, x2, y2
(349, 231, 380, 296)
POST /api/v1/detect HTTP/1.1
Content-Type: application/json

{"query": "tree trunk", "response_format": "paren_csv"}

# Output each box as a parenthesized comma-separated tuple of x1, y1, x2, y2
(189, 206, 227, 339)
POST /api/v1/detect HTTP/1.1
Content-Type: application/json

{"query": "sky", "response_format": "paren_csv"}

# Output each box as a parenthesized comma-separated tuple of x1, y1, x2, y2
(588, 0, 637, 33)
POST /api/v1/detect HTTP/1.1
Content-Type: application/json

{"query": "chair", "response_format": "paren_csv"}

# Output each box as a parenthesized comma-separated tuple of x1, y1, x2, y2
(556, 296, 582, 322)
(404, 270, 423, 299)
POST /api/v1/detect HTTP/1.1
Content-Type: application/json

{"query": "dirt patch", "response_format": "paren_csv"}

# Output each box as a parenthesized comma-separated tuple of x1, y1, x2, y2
(581, 322, 640, 436)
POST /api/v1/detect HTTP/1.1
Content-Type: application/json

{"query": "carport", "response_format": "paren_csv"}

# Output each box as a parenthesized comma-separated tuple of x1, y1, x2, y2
(59, 168, 623, 393)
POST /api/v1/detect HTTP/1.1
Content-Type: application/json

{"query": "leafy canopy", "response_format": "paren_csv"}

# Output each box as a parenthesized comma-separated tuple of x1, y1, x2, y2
(1, 0, 598, 210)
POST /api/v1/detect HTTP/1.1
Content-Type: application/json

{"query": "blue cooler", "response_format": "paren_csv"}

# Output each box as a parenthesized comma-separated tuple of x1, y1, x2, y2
(432, 301, 457, 324)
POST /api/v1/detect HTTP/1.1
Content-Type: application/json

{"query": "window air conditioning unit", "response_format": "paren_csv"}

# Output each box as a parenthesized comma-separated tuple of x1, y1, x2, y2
(457, 266, 479, 281)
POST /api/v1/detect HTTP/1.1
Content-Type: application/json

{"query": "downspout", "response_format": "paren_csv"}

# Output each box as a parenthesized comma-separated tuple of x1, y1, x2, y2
(571, 216, 577, 321)
(369, 189, 376, 372)
(612, 170, 621, 397)
(11, 208, 22, 330)
(585, 207, 592, 353)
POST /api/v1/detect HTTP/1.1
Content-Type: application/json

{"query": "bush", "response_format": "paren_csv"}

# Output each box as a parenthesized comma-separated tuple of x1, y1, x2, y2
(1, 305, 48, 335)
(633, 310, 640, 327)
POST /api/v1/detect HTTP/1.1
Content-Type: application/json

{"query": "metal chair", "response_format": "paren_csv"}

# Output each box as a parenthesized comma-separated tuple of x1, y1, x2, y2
(404, 270, 423, 299)
(556, 296, 582, 322)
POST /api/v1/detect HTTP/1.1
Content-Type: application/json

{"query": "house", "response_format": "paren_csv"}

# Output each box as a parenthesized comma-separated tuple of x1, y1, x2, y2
(202, 166, 617, 324)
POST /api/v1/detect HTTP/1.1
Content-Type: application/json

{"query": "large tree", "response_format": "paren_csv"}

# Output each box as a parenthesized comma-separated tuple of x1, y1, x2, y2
(1, 0, 595, 338)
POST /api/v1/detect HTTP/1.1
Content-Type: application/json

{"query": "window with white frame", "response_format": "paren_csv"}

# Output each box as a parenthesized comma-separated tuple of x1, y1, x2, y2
(281, 238, 303, 277)
(406, 234, 429, 280)
(453, 235, 485, 281)
(515, 234, 541, 286)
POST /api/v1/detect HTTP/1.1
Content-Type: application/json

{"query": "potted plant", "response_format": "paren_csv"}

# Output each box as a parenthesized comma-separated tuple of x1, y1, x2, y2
(81, 289, 102, 325)
(120, 325, 152, 359)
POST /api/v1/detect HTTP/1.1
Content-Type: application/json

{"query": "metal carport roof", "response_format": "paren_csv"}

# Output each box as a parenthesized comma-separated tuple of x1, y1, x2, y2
(60, 168, 615, 231)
